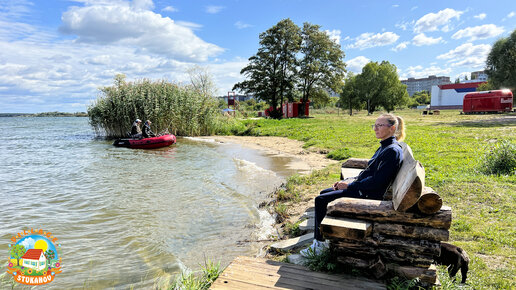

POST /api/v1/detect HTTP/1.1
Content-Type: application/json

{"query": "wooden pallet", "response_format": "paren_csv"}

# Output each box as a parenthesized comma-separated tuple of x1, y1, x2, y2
(210, 256, 385, 290)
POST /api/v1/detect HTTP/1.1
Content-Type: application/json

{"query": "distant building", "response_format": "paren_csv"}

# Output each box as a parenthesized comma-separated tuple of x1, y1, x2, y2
(218, 94, 255, 104)
(401, 75, 451, 96)
(470, 70, 488, 82)
(430, 82, 486, 109)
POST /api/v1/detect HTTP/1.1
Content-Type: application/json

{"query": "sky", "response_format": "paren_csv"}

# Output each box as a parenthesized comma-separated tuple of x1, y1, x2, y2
(0, 0, 515, 113)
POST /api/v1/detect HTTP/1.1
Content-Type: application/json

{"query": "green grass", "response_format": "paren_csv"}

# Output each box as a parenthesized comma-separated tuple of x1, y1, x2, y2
(218, 109, 516, 289)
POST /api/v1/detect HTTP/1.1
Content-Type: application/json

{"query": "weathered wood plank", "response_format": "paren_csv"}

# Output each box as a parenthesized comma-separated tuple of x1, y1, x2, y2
(321, 216, 372, 240)
(392, 142, 425, 211)
(331, 246, 434, 268)
(340, 168, 362, 180)
(331, 235, 440, 256)
(211, 256, 386, 290)
(373, 222, 449, 241)
(341, 158, 369, 169)
(327, 198, 452, 229)
(417, 187, 443, 214)
(386, 264, 437, 284)
(269, 233, 313, 252)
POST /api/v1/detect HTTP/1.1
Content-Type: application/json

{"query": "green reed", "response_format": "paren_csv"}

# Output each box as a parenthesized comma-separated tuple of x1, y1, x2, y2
(88, 75, 220, 138)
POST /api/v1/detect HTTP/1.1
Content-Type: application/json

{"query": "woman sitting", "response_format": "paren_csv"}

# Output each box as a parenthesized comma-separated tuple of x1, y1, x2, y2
(301, 113, 405, 257)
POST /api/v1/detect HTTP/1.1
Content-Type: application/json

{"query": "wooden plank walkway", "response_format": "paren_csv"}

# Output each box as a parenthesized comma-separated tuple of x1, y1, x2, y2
(210, 256, 386, 290)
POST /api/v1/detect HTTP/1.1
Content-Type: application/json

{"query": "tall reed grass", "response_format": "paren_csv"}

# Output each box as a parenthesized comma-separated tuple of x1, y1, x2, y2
(88, 75, 220, 138)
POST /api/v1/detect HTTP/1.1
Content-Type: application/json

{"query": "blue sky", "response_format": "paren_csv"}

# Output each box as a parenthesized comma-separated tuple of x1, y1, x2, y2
(1, 0, 515, 113)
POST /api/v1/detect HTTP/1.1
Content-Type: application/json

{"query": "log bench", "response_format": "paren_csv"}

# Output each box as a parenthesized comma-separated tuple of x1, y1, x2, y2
(324, 142, 448, 285)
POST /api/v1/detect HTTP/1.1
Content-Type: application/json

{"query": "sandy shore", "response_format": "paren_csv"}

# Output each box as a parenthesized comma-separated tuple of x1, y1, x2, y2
(200, 136, 338, 174)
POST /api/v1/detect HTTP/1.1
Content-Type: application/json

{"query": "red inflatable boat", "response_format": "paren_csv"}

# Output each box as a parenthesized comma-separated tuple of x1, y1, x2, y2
(113, 134, 176, 149)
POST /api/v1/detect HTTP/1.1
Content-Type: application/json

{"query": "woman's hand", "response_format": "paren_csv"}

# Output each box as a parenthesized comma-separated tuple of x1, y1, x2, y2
(333, 181, 349, 190)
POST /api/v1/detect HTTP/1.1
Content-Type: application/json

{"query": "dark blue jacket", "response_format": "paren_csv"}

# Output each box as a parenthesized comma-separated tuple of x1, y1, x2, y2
(346, 136, 403, 200)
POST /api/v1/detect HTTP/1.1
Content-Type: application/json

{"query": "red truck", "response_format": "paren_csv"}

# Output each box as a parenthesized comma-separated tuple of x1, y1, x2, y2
(463, 90, 513, 114)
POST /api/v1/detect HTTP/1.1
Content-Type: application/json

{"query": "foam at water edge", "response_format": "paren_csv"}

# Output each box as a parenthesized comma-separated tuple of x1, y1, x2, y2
(184, 137, 218, 143)
(233, 158, 276, 175)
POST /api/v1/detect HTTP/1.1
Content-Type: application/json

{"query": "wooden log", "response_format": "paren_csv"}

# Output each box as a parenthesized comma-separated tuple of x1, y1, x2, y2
(336, 256, 372, 270)
(373, 222, 449, 241)
(331, 245, 434, 267)
(369, 256, 387, 279)
(327, 197, 452, 229)
(341, 158, 369, 169)
(387, 264, 437, 284)
(392, 143, 425, 211)
(417, 187, 443, 214)
(332, 234, 440, 257)
(320, 217, 372, 240)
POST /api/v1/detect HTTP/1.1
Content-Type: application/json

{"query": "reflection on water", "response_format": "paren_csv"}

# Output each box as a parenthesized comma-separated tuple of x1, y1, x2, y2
(0, 117, 299, 288)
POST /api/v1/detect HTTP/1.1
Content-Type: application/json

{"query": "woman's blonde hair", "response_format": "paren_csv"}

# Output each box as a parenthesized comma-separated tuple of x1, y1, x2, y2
(380, 113, 405, 142)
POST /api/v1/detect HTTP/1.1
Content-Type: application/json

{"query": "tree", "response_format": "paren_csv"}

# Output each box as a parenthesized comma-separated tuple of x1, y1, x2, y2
(187, 65, 218, 99)
(356, 61, 408, 114)
(44, 249, 55, 263)
(10, 244, 26, 266)
(477, 81, 495, 91)
(485, 29, 516, 90)
(233, 19, 301, 119)
(297, 23, 346, 114)
(339, 73, 363, 115)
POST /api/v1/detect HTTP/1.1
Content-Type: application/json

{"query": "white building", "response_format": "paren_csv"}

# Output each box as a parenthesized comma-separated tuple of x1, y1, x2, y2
(21, 249, 47, 271)
(430, 82, 485, 109)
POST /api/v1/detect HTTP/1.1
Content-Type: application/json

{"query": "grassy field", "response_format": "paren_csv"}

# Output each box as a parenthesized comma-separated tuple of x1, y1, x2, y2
(222, 109, 515, 289)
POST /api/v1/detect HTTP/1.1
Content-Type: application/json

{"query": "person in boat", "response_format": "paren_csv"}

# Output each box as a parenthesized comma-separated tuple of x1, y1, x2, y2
(300, 113, 405, 257)
(131, 119, 142, 138)
(142, 120, 156, 138)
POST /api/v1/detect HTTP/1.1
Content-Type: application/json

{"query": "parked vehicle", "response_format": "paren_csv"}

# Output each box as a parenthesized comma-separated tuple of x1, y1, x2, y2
(463, 90, 513, 114)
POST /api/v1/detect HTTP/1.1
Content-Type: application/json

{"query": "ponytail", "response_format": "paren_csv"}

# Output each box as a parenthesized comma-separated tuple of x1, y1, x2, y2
(395, 116, 405, 142)
(380, 113, 406, 142)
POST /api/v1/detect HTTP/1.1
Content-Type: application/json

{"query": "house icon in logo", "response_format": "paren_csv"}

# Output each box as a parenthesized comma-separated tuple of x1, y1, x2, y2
(21, 249, 46, 271)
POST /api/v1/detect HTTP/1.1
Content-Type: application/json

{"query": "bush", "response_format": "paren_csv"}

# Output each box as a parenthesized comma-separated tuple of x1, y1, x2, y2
(326, 147, 351, 160)
(479, 140, 516, 175)
(88, 74, 220, 138)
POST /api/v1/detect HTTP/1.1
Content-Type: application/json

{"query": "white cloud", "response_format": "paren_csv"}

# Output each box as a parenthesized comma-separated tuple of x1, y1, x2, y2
(414, 8, 463, 33)
(437, 43, 491, 60)
(401, 65, 452, 79)
(58, 2, 224, 62)
(347, 32, 399, 50)
(131, 0, 154, 10)
(20, 237, 36, 250)
(436, 43, 491, 68)
(474, 13, 486, 20)
(235, 21, 252, 29)
(508, 12, 515, 18)
(452, 24, 504, 41)
(345, 56, 370, 74)
(205, 5, 224, 14)
(325, 29, 341, 44)
(162, 6, 178, 12)
(391, 41, 409, 52)
(412, 33, 443, 46)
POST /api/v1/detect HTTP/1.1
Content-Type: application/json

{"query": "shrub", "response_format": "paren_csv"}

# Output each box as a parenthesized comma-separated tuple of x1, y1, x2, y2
(479, 140, 516, 175)
(326, 147, 351, 160)
(88, 74, 220, 138)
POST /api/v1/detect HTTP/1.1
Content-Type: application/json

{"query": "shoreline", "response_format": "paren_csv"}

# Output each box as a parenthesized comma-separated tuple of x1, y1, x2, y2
(199, 135, 338, 256)
(200, 136, 338, 174)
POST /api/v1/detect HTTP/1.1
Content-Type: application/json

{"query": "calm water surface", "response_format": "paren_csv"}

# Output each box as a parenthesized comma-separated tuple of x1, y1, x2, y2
(0, 117, 300, 289)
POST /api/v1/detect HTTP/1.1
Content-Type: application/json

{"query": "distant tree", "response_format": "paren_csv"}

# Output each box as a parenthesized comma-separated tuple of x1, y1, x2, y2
(297, 22, 346, 114)
(454, 77, 461, 84)
(10, 244, 26, 266)
(187, 65, 218, 99)
(233, 19, 301, 119)
(339, 73, 363, 115)
(485, 29, 516, 90)
(44, 249, 55, 263)
(476, 81, 495, 91)
(356, 61, 408, 114)
(414, 91, 431, 104)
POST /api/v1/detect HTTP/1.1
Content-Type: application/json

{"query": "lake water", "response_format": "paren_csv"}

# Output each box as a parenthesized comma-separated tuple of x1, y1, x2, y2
(0, 117, 300, 288)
